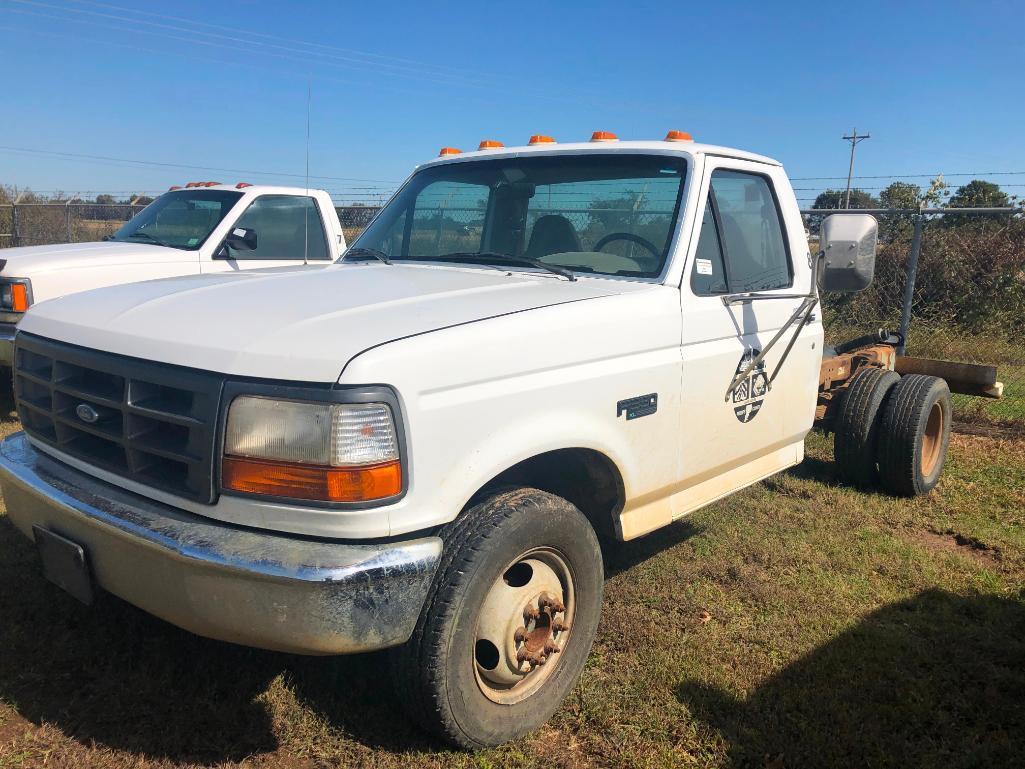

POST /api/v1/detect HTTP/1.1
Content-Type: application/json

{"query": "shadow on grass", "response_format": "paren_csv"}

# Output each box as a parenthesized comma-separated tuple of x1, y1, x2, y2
(678, 588, 1025, 768)
(0, 510, 701, 762)
(602, 519, 700, 577)
(0, 516, 436, 764)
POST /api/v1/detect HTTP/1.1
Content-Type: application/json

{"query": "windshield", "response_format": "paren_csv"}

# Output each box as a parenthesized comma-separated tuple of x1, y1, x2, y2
(109, 190, 244, 250)
(349, 153, 688, 278)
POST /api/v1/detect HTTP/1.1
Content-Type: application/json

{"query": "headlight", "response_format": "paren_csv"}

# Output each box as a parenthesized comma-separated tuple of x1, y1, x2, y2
(0, 278, 32, 313)
(222, 396, 402, 503)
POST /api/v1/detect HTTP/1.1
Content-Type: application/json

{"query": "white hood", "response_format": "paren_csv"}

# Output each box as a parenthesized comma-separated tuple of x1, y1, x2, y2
(18, 262, 627, 382)
(0, 241, 183, 273)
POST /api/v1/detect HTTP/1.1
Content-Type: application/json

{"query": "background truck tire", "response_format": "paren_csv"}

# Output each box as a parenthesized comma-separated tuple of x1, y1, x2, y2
(876, 374, 952, 497)
(834, 367, 901, 487)
(391, 488, 604, 749)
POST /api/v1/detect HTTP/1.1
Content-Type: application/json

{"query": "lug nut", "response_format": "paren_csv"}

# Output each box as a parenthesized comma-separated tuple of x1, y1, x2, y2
(514, 626, 527, 643)
(544, 642, 560, 655)
(553, 621, 570, 633)
(524, 605, 540, 621)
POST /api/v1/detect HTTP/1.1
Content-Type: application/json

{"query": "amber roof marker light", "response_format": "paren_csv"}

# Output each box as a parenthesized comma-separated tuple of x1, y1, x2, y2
(590, 131, 618, 142)
(478, 140, 505, 150)
(528, 135, 556, 145)
(664, 130, 694, 142)
(438, 147, 463, 156)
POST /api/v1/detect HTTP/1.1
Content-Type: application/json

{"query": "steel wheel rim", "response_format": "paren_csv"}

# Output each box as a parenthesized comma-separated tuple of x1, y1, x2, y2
(472, 547, 575, 705)
(921, 400, 944, 476)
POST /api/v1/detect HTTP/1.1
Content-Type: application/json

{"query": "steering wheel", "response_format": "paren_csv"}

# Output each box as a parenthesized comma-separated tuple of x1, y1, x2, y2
(593, 232, 660, 259)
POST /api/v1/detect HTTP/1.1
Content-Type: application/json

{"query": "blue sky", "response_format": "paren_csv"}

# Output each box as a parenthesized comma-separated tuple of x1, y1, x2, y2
(1, 0, 1023, 205)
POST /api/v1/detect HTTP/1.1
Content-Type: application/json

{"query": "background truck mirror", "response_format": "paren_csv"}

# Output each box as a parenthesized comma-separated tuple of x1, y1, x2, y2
(819, 213, 878, 293)
(225, 227, 258, 252)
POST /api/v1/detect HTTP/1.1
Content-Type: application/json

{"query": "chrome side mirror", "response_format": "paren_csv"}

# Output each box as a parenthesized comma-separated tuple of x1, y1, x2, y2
(820, 214, 878, 292)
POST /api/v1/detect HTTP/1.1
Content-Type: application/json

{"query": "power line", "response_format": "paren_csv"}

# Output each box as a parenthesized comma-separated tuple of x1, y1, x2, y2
(0, 145, 400, 184)
(11, 0, 492, 89)
(67, 0, 488, 81)
(792, 171, 1025, 181)
(794, 183, 1025, 192)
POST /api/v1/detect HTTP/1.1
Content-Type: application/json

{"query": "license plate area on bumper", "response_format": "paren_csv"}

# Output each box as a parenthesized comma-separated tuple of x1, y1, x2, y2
(33, 525, 94, 605)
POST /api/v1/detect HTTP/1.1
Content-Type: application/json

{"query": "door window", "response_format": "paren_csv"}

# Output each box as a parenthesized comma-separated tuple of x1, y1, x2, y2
(690, 170, 792, 294)
(226, 195, 329, 260)
(690, 200, 729, 294)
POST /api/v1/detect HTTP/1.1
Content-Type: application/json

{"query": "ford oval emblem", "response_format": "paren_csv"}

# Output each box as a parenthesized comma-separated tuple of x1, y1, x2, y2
(75, 404, 100, 424)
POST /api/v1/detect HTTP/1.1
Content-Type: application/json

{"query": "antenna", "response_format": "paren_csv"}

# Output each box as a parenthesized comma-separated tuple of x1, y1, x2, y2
(842, 128, 870, 209)
(303, 79, 311, 265)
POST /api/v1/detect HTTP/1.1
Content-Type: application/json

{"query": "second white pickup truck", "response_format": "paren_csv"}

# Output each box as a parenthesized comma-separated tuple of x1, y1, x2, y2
(0, 133, 955, 749)
(0, 183, 346, 365)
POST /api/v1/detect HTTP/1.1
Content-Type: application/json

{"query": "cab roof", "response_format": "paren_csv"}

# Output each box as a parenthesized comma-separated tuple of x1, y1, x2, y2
(420, 139, 781, 169)
(166, 183, 327, 195)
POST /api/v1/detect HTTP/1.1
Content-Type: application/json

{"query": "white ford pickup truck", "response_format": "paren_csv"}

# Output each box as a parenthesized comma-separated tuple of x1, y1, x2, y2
(0, 183, 346, 366)
(0, 133, 954, 749)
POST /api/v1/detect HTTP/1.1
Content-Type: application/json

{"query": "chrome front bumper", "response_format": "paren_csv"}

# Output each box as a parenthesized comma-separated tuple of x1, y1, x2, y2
(0, 432, 442, 655)
(0, 323, 15, 366)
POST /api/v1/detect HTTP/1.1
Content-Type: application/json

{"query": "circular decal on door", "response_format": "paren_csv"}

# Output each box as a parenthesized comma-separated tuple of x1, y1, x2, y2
(732, 349, 768, 423)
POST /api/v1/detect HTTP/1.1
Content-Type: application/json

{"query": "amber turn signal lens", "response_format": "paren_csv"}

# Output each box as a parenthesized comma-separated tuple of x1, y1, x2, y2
(11, 284, 29, 312)
(222, 456, 402, 502)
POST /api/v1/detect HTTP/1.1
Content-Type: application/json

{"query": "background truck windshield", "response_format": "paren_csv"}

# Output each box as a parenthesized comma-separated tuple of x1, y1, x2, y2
(109, 190, 243, 250)
(351, 154, 688, 278)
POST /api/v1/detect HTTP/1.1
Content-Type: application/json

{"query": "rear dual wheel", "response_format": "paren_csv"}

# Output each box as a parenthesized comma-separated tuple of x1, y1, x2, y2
(834, 367, 901, 487)
(392, 488, 604, 749)
(834, 369, 952, 496)
(877, 374, 952, 496)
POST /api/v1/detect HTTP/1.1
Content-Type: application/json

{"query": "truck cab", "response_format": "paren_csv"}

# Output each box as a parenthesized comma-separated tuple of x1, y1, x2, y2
(0, 133, 950, 749)
(0, 183, 345, 365)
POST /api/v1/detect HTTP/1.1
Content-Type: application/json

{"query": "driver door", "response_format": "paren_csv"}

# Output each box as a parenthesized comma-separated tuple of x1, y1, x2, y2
(673, 158, 816, 515)
(203, 195, 333, 273)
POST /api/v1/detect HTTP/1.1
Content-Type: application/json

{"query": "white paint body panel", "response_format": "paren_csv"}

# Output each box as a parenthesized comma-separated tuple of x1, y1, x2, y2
(15, 141, 824, 542)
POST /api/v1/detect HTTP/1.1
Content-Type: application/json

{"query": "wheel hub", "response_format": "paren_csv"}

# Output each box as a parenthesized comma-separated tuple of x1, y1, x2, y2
(474, 551, 574, 704)
(515, 592, 569, 671)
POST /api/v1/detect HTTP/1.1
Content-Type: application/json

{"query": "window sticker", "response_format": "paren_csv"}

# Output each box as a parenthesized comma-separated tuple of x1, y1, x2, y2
(696, 258, 713, 275)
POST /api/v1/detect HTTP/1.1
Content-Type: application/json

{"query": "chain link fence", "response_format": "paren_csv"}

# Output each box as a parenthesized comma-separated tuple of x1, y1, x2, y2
(0, 202, 150, 247)
(3, 201, 1023, 422)
(807, 207, 1025, 423)
(0, 201, 386, 248)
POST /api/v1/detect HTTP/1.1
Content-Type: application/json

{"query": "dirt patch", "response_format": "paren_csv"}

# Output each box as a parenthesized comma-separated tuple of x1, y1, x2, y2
(0, 708, 32, 744)
(905, 527, 1002, 566)
(953, 419, 1025, 442)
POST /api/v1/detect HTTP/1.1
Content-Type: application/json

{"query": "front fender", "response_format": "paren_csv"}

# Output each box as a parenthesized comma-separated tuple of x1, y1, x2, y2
(339, 286, 684, 538)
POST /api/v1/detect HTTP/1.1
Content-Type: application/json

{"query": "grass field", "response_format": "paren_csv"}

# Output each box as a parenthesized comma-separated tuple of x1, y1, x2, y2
(0, 394, 1023, 768)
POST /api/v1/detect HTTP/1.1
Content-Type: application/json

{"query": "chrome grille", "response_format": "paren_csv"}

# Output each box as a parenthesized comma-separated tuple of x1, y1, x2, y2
(14, 333, 223, 502)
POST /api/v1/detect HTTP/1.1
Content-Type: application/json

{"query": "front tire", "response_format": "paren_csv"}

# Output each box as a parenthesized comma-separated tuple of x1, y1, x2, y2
(392, 488, 604, 749)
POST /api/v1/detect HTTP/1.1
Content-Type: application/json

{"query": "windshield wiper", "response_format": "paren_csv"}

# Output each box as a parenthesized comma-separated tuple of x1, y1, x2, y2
(342, 246, 392, 265)
(126, 232, 173, 248)
(429, 251, 576, 281)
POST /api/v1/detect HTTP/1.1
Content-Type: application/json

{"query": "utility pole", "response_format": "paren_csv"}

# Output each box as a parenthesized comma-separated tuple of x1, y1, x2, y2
(842, 128, 870, 208)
